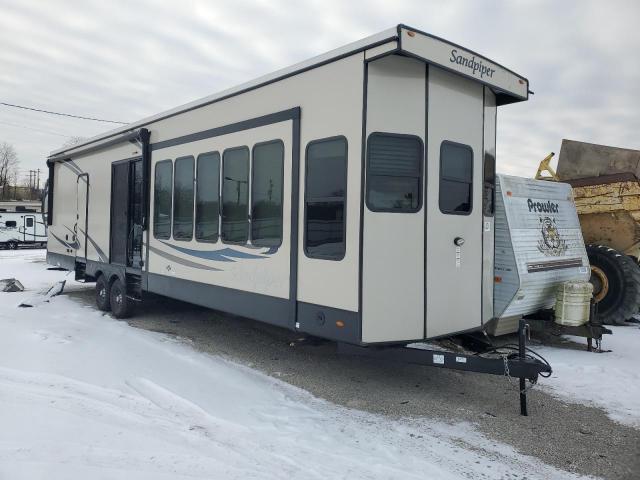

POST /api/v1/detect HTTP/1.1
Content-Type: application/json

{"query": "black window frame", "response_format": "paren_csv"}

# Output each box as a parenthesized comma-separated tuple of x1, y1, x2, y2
(482, 151, 496, 217)
(221, 145, 250, 245)
(25, 217, 34, 227)
(439, 140, 474, 216)
(303, 135, 348, 261)
(365, 132, 424, 214)
(195, 151, 221, 243)
(153, 159, 173, 240)
(172, 155, 195, 242)
(5, 220, 17, 228)
(251, 139, 285, 248)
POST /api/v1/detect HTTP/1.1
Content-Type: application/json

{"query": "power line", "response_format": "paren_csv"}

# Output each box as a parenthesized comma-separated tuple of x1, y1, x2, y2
(0, 101, 128, 125)
(0, 119, 72, 138)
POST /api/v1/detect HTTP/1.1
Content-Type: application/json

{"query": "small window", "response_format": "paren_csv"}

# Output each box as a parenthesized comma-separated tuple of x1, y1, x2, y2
(172, 156, 195, 241)
(26, 217, 34, 227)
(366, 133, 422, 212)
(5, 221, 17, 228)
(304, 137, 347, 260)
(483, 152, 495, 217)
(439, 141, 473, 215)
(252, 141, 284, 247)
(196, 152, 220, 242)
(221, 147, 249, 243)
(153, 160, 173, 239)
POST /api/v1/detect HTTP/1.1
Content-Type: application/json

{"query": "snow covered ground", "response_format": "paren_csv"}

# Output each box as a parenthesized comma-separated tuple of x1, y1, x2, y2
(1, 249, 632, 479)
(537, 326, 640, 429)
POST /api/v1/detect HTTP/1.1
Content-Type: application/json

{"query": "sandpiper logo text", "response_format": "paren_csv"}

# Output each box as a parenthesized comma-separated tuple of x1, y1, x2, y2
(449, 49, 496, 79)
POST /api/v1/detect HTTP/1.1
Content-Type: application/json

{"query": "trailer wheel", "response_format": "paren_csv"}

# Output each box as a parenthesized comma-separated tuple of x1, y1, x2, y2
(95, 275, 111, 312)
(109, 278, 132, 319)
(587, 244, 640, 325)
(8, 241, 18, 250)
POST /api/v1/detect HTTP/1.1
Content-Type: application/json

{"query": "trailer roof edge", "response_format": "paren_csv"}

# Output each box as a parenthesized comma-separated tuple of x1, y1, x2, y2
(48, 24, 529, 159)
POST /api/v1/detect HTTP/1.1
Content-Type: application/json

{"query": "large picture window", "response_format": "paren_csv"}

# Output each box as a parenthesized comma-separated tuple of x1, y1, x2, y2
(153, 160, 172, 239)
(172, 156, 195, 240)
(439, 141, 473, 215)
(251, 140, 284, 247)
(366, 133, 422, 212)
(221, 147, 250, 243)
(195, 152, 220, 242)
(304, 137, 347, 260)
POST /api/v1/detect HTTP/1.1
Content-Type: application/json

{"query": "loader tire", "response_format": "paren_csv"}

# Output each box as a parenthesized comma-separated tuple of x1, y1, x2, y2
(587, 244, 640, 325)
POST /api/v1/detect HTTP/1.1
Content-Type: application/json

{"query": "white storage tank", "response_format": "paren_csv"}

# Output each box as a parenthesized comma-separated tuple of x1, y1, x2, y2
(555, 281, 593, 326)
(493, 174, 591, 320)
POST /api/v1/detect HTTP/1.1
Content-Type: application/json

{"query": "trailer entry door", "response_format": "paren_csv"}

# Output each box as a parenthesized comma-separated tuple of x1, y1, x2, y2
(23, 215, 36, 242)
(76, 173, 89, 260)
(425, 67, 484, 337)
(110, 158, 143, 267)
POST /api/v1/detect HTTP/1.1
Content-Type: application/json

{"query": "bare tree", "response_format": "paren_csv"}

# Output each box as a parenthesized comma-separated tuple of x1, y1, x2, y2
(0, 142, 19, 197)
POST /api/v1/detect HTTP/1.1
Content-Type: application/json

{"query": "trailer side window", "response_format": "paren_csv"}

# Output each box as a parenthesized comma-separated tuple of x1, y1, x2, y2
(5, 221, 17, 228)
(483, 152, 495, 217)
(366, 133, 422, 212)
(153, 160, 173, 239)
(252, 140, 284, 247)
(439, 141, 473, 215)
(196, 152, 220, 243)
(172, 156, 195, 241)
(304, 136, 347, 260)
(221, 147, 250, 244)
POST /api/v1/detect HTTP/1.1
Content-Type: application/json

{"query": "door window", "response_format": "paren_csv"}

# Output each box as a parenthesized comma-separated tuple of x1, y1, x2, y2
(439, 141, 473, 215)
(26, 217, 34, 227)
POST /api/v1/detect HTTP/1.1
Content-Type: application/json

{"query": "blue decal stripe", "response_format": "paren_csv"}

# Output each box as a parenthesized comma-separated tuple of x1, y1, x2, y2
(160, 241, 270, 262)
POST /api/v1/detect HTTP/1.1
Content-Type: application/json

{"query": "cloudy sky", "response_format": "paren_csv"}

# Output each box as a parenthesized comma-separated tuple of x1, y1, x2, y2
(1, 0, 639, 183)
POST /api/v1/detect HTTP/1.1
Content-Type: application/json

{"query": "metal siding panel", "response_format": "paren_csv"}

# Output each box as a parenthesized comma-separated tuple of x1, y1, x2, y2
(494, 174, 590, 318)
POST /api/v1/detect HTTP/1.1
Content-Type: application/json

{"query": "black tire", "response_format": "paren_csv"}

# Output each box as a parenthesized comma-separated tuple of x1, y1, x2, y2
(587, 244, 640, 325)
(95, 275, 111, 312)
(109, 278, 132, 319)
(8, 241, 18, 250)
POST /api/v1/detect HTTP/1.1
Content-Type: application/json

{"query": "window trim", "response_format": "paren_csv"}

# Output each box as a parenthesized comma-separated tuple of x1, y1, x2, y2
(221, 145, 250, 245)
(171, 155, 195, 242)
(153, 159, 173, 240)
(303, 135, 348, 261)
(438, 140, 474, 216)
(195, 151, 221, 243)
(365, 132, 424, 214)
(251, 139, 285, 248)
(482, 151, 496, 217)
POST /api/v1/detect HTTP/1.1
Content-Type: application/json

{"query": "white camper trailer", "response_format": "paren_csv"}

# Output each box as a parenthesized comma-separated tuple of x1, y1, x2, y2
(46, 25, 537, 345)
(0, 208, 47, 249)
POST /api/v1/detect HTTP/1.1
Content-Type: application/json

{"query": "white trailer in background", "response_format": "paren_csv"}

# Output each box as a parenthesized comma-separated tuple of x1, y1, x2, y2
(0, 208, 47, 249)
(45, 25, 567, 412)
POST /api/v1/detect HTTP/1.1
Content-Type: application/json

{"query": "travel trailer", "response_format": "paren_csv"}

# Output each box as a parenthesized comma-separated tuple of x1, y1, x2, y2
(46, 25, 573, 348)
(0, 207, 47, 249)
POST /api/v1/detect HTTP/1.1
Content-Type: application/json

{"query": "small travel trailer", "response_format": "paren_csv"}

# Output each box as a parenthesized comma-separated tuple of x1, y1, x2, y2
(47, 25, 558, 347)
(0, 207, 47, 249)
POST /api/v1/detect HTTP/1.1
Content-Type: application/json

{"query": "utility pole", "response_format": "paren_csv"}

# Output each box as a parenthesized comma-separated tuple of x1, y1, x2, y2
(36, 168, 40, 191)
